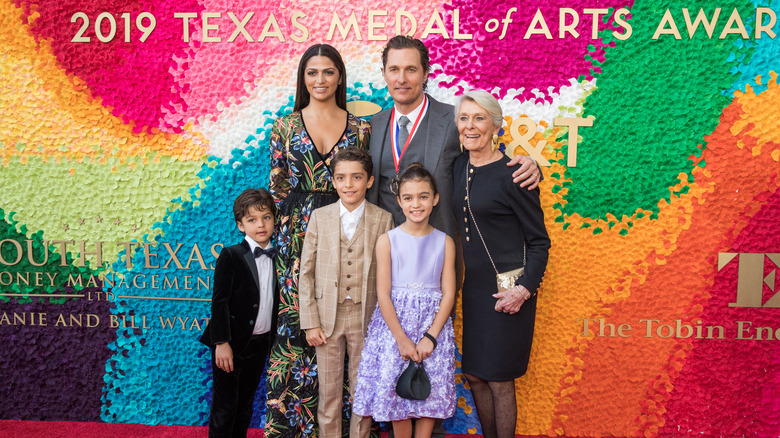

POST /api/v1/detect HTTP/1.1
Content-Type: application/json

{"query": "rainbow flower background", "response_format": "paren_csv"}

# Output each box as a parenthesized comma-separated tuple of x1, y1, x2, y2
(1, 0, 779, 436)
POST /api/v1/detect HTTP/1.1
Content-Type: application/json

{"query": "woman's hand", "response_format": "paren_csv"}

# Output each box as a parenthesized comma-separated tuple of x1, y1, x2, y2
(397, 336, 420, 362)
(415, 336, 435, 361)
(493, 285, 532, 314)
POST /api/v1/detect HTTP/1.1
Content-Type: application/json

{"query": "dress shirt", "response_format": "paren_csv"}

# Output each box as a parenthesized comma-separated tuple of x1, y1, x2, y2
(339, 199, 365, 241)
(393, 98, 427, 145)
(244, 236, 274, 335)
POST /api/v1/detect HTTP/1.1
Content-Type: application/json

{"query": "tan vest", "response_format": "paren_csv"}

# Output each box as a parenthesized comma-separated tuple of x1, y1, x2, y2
(338, 222, 366, 304)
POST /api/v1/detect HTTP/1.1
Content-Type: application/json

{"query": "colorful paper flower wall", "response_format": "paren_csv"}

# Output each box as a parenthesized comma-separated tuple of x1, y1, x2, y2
(1, 0, 778, 436)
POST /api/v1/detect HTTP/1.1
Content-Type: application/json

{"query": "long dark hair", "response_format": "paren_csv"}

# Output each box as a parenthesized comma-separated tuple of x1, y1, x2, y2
(294, 44, 347, 112)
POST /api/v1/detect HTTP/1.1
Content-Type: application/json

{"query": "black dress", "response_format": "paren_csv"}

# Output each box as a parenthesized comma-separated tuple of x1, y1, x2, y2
(452, 153, 551, 381)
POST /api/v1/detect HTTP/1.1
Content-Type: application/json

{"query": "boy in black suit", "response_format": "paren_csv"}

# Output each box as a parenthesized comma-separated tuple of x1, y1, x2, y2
(200, 188, 279, 438)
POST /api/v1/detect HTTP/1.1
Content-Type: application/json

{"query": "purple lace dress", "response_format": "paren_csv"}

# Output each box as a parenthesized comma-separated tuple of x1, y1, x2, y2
(353, 227, 456, 421)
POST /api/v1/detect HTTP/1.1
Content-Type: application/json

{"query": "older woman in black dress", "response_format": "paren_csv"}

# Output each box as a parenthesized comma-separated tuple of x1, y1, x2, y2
(452, 90, 550, 438)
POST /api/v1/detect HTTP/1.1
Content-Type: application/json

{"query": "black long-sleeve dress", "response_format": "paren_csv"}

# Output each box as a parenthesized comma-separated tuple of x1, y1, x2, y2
(452, 153, 551, 381)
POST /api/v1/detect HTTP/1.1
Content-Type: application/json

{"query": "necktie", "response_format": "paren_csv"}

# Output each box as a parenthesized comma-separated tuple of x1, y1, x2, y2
(397, 115, 410, 155)
(253, 246, 277, 259)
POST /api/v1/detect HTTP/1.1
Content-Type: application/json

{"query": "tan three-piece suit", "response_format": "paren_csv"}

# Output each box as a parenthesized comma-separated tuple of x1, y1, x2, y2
(299, 201, 393, 438)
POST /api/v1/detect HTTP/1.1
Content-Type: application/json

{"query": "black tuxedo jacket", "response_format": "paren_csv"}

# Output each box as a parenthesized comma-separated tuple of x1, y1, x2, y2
(200, 240, 280, 353)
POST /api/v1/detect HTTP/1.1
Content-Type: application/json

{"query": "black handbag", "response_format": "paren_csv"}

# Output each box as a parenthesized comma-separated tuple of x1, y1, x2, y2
(395, 360, 431, 400)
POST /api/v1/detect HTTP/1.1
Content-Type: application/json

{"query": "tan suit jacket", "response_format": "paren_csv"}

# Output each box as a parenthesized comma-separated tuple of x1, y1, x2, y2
(299, 201, 393, 337)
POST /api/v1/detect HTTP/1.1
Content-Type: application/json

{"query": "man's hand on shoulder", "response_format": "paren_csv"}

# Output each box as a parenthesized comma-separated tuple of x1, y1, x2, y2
(508, 155, 541, 189)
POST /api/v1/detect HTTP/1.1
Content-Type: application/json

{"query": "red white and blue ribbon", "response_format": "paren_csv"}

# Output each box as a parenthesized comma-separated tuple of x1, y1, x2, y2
(390, 95, 429, 173)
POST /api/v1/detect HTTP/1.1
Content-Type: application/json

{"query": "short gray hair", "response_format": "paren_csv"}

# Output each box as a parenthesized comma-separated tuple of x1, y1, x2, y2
(454, 90, 503, 129)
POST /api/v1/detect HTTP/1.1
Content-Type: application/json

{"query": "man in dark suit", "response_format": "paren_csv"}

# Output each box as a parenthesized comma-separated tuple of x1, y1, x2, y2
(200, 188, 280, 438)
(367, 35, 541, 238)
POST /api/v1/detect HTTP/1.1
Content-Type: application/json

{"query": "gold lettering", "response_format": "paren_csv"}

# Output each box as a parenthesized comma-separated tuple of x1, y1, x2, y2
(452, 9, 471, 40)
(133, 274, 147, 289)
(16, 271, 30, 286)
(110, 315, 119, 328)
(0, 312, 11, 325)
(26, 240, 49, 266)
(159, 316, 176, 329)
(395, 10, 416, 36)
(290, 11, 309, 43)
(50, 240, 75, 266)
(85, 275, 98, 288)
(682, 8, 721, 39)
(258, 13, 285, 42)
(189, 318, 202, 331)
(554, 117, 593, 167)
(421, 10, 448, 39)
(736, 321, 753, 339)
(144, 243, 159, 268)
(507, 118, 550, 165)
(162, 243, 185, 269)
(616, 323, 631, 338)
(185, 244, 207, 270)
(163, 276, 179, 289)
(652, 9, 682, 40)
(367, 10, 387, 41)
(583, 8, 608, 39)
(67, 274, 83, 288)
(0, 239, 23, 265)
(327, 11, 361, 40)
(55, 313, 68, 326)
(612, 8, 632, 40)
(76, 241, 103, 267)
(116, 241, 140, 269)
(718, 8, 749, 39)
(0, 271, 13, 285)
(201, 12, 222, 43)
(525, 9, 552, 39)
(184, 275, 193, 290)
(756, 8, 777, 39)
(45, 272, 58, 287)
(176, 316, 190, 329)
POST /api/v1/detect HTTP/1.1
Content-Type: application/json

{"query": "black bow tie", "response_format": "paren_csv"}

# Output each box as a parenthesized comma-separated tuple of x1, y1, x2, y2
(253, 246, 277, 259)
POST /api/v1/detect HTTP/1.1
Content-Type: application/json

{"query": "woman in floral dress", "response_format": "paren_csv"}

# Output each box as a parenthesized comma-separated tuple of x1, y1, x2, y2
(266, 44, 370, 438)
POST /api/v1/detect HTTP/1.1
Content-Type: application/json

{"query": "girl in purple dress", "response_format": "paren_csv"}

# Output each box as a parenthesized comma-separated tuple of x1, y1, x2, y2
(353, 163, 457, 438)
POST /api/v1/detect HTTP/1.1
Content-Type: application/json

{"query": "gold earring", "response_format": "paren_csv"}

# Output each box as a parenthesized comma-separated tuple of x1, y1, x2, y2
(460, 143, 464, 153)
(491, 134, 499, 152)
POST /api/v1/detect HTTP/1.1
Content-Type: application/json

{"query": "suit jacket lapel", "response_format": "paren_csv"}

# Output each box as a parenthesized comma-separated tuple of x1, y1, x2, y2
(240, 240, 261, 293)
(327, 204, 342, 280)
(422, 95, 448, 175)
(368, 110, 391, 204)
(361, 205, 377, 290)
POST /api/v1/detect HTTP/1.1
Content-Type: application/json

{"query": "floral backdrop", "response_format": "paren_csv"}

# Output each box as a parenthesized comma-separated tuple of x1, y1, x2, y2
(1, 0, 779, 436)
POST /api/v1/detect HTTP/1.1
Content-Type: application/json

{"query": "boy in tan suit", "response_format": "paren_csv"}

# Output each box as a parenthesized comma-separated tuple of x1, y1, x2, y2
(299, 146, 394, 438)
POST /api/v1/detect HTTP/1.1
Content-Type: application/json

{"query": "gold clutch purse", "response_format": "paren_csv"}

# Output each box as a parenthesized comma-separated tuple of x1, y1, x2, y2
(496, 267, 525, 291)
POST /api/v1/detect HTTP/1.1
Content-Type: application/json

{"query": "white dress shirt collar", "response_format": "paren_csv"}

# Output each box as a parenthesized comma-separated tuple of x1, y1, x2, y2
(339, 200, 366, 241)
(393, 96, 427, 129)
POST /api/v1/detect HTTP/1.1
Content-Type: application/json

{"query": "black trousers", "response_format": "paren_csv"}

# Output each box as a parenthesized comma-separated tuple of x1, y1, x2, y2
(209, 333, 271, 438)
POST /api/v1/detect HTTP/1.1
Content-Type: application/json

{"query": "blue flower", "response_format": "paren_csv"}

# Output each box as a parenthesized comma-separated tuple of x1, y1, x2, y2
(290, 356, 317, 386)
(285, 400, 302, 426)
(300, 421, 314, 436)
(291, 133, 314, 154)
